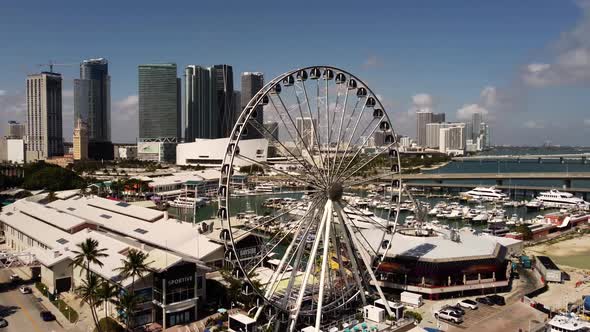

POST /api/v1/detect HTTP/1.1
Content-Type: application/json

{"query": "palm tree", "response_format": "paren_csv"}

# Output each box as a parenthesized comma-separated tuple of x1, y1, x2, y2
(114, 249, 153, 294)
(114, 291, 139, 330)
(76, 272, 103, 332)
(95, 280, 118, 325)
(71, 238, 109, 280)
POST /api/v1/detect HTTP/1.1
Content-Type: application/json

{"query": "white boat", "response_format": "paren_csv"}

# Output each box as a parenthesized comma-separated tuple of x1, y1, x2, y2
(169, 196, 207, 208)
(536, 189, 590, 208)
(526, 199, 543, 209)
(427, 208, 439, 216)
(445, 210, 461, 220)
(255, 183, 275, 193)
(472, 213, 489, 222)
(547, 314, 590, 332)
(462, 186, 508, 201)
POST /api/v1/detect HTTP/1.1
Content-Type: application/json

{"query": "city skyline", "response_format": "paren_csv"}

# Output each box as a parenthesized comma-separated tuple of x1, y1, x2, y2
(0, 1, 589, 145)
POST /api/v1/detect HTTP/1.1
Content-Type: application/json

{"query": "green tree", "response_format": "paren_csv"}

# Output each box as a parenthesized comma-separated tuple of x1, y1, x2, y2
(95, 280, 118, 324)
(113, 291, 139, 329)
(114, 249, 153, 294)
(71, 239, 109, 332)
(76, 272, 103, 332)
(516, 224, 533, 240)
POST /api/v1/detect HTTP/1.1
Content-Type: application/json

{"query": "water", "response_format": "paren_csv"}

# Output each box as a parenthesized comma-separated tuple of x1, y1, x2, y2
(168, 147, 587, 254)
(169, 192, 304, 223)
(425, 158, 590, 188)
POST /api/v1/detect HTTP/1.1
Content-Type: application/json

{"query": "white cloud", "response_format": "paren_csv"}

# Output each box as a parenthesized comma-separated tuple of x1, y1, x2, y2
(522, 1, 590, 86)
(480, 86, 498, 108)
(524, 120, 545, 129)
(456, 104, 489, 121)
(362, 55, 383, 69)
(111, 95, 139, 142)
(0, 91, 26, 137)
(411, 93, 434, 112)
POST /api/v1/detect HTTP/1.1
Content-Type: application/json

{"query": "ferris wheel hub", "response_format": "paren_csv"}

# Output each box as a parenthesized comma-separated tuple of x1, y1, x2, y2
(327, 182, 343, 201)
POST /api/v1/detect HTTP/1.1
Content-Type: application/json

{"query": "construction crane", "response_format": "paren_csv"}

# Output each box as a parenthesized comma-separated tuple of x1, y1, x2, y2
(37, 60, 77, 73)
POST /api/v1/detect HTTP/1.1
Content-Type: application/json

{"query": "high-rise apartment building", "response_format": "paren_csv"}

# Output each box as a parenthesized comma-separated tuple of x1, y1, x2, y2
(74, 58, 111, 143)
(184, 65, 218, 141)
(439, 124, 466, 154)
(138, 64, 181, 140)
(264, 121, 279, 140)
(7, 121, 25, 139)
(471, 112, 483, 140)
(296, 117, 317, 149)
(26, 72, 63, 160)
(432, 113, 446, 123)
(416, 110, 433, 147)
(73, 118, 88, 160)
(241, 72, 264, 139)
(425, 122, 456, 148)
(214, 65, 235, 137)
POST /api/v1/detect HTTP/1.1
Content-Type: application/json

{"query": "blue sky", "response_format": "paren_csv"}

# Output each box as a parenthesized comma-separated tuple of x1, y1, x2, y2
(1, 0, 589, 145)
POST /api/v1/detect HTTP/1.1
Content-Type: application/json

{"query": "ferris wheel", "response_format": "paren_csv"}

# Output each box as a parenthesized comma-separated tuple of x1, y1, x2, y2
(218, 66, 403, 331)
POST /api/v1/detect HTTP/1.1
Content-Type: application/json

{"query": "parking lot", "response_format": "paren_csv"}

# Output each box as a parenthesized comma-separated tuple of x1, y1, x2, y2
(0, 268, 64, 332)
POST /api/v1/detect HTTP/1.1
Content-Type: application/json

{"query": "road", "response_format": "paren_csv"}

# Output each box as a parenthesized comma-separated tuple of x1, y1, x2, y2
(0, 269, 63, 332)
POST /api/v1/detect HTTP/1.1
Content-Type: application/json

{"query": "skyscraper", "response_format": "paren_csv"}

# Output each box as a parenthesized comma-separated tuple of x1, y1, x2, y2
(138, 64, 181, 140)
(7, 121, 25, 139)
(184, 65, 218, 141)
(439, 123, 466, 154)
(416, 110, 433, 147)
(214, 64, 235, 137)
(296, 117, 317, 149)
(241, 72, 264, 139)
(432, 113, 446, 123)
(471, 112, 483, 140)
(73, 118, 88, 160)
(74, 58, 111, 142)
(26, 72, 63, 160)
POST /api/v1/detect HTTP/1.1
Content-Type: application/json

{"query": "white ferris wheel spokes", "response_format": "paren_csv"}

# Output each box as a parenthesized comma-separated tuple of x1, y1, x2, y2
(218, 66, 403, 330)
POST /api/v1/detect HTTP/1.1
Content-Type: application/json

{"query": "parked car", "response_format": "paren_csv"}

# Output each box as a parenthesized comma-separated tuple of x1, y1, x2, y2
(40, 311, 55, 321)
(487, 294, 506, 306)
(9, 274, 21, 282)
(476, 296, 494, 305)
(444, 304, 465, 315)
(19, 286, 32, 294)
(0, 318, 7, 328)
(434, 308, 463, 324)
(458, 299, 478, 310)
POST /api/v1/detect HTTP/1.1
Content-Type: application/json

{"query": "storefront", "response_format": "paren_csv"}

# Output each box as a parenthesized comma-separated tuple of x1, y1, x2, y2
(153, 262, 201, 329)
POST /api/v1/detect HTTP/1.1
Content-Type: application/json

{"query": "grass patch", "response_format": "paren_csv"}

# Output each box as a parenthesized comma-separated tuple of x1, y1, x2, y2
(34, 281, 78, 323)
(52, 299, 78, 323)
(94, 317, 125, 332)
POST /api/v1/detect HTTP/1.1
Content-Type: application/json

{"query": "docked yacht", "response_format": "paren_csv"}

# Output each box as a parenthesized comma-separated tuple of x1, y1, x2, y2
(536, 190, 590, 208)
(462, 186, 508, 201)
(255, 183, 275, 193)
(526, 199, 543, 210)
(547, 314, 590, 332)
(169, 196, 207, 208)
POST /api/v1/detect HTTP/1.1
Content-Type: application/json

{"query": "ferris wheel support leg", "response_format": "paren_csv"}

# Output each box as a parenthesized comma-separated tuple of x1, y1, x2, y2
(334, 204, 367, 307)
(288, 201, 330, 332)
(255, 201, 315, 321)
(334, 202, 394, 318)
(314, 200, 333, 331)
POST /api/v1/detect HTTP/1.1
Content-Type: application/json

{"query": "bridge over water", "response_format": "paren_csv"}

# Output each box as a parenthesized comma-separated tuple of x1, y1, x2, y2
(395, 171, 590, 188)
(453, 153, 590, 163)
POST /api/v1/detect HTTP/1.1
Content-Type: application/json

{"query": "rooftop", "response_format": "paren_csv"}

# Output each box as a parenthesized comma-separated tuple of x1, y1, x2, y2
(360, 227, 512, 262)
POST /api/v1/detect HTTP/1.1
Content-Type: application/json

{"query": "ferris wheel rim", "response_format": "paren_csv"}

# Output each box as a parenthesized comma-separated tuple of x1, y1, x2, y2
(217, 65, 404, 319)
